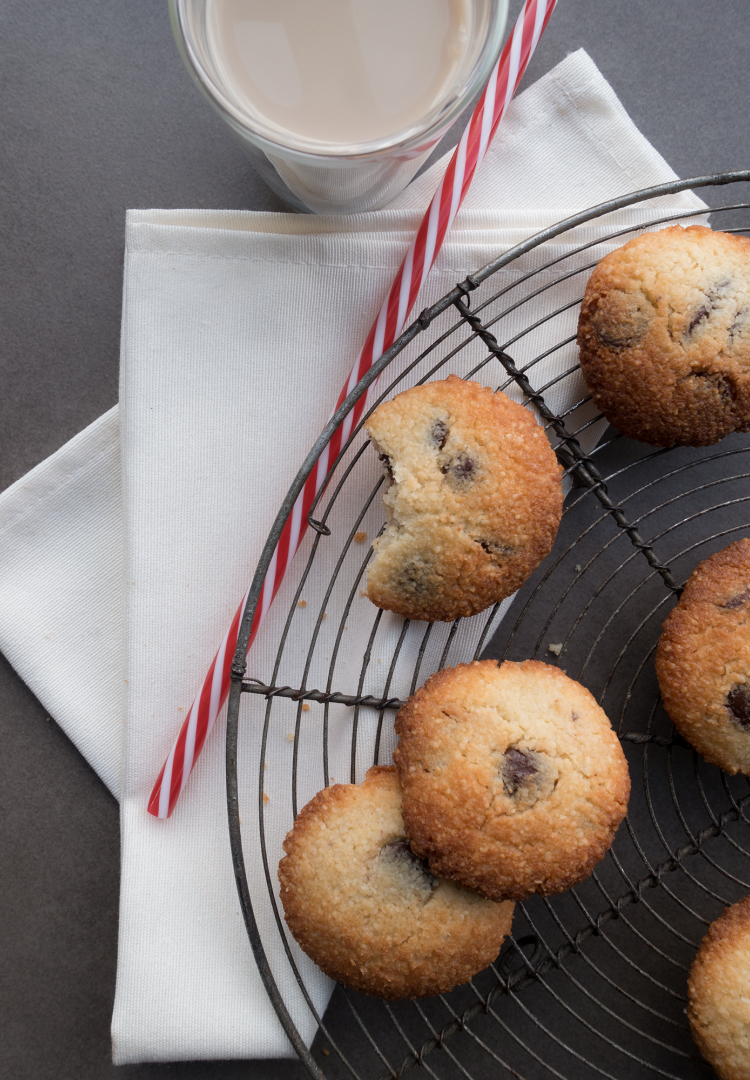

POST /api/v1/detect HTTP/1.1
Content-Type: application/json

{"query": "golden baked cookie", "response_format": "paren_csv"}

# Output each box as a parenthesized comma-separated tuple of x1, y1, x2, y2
(688, 895, 750, 1080)
(364, 375, 563, 622)
(577, 225, 750, 446)
(656, 537, 750, 774)
(394, 660, 630, 902)
(278, 765, 515, 999)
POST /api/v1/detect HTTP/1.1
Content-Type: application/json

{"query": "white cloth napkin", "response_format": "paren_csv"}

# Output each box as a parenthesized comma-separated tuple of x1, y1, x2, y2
(0, 50, 706, 1064)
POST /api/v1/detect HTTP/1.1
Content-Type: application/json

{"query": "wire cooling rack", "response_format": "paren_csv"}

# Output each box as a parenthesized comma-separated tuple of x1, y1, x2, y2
(225, 172, 750, 1080)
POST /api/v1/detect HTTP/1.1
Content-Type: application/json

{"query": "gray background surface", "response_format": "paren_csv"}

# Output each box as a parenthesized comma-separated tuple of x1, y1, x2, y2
(1, 1, 749, 1077)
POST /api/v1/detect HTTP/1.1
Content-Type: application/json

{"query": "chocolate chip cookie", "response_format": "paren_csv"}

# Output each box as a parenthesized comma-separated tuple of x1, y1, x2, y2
(278, 765, 515, 999)
(393, 660, 630, 901)
(364, 376, 563, 622)
(656, 537, 750, 774)
(688, 895, 750, 1080)
(578, 225, 750, 446)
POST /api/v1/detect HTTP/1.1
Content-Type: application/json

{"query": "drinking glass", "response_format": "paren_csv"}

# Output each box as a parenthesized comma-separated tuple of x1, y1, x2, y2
(169, 0, 509, 214)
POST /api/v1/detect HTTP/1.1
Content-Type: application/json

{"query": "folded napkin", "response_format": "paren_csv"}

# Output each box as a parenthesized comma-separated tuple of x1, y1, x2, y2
(0, 50, 706, 1064)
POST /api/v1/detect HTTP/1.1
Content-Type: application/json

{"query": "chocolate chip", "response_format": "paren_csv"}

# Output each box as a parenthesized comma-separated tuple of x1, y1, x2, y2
(378, 453, 394, 484)
(716, 374, 734, 407)
(729, 306, 749, 343)
(453, 454, 475, 480)
(431, 420, 449, 451)
(381, 838, 414, 859)
(686, 305, 711, 336)
(727, 685, 750, 727)
(502, 747, 538, 797)
(685, 280, 733, 338)
(441, 453, 476, 484)
(380, 839, 437, 892)
(479, 539, 514, 558)
(590, 291, 650, 349)
(685, 371, 734, 407)
(592, 289, 657, 347)
(723, 589, 750, 610)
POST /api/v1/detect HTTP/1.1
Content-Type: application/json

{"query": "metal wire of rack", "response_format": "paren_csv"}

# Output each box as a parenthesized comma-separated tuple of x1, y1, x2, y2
(225, 172, 750, 1080)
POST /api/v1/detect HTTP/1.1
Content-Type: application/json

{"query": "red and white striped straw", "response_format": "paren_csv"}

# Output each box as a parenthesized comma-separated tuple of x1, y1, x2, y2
(148, 0, 558, 818)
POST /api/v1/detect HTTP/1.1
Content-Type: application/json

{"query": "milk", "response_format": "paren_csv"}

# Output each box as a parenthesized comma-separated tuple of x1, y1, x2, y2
(206, 0, 473, 148)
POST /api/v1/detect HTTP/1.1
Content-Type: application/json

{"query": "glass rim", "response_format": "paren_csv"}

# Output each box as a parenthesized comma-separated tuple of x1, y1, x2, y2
(169, 0, 509, 165)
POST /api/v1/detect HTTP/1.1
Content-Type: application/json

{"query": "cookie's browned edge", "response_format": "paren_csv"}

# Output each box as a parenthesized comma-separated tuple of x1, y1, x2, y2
(656, 537, 750, 773)
(687, 895, 750, 1080)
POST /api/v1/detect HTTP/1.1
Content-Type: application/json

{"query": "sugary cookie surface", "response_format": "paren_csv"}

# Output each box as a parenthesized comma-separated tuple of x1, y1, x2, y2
(394, 660, 630, 901)
(278, 765, 514, 999)
(577, 225, 750, 446)
(364, 375, 563, 622)
(656, 537, 750, 774)
(688, 895, 750, 1080)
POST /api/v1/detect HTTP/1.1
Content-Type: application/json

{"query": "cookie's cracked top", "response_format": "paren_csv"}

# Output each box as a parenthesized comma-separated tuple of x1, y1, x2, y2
(364, 375, 563, 622)
(577, 225, 750, 447)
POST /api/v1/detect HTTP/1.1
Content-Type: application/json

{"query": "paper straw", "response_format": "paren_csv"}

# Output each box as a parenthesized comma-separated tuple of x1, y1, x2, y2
(148, 0, 559, 818)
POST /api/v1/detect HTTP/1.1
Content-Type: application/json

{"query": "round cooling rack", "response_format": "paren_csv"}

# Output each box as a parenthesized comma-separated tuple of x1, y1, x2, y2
(225, 172, 750, 1080)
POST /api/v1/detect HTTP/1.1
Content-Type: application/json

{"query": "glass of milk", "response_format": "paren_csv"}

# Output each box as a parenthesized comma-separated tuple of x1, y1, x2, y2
(169, 0, 508, 214)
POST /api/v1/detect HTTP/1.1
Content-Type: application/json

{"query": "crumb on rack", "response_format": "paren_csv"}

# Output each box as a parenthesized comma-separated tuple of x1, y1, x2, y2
(321, 1048, 330, 1057)
(575, 564, 582, 573)
(298, 599, 307, 608)
(264, 761, 268, 770)
(286, 733, 295, 741)
(354, 531, 367, 543)
(302, 703, 310, 712)
(263, 792, 269, 804)
(321, 612, 327, 620)
(548, 642, 563, 656)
